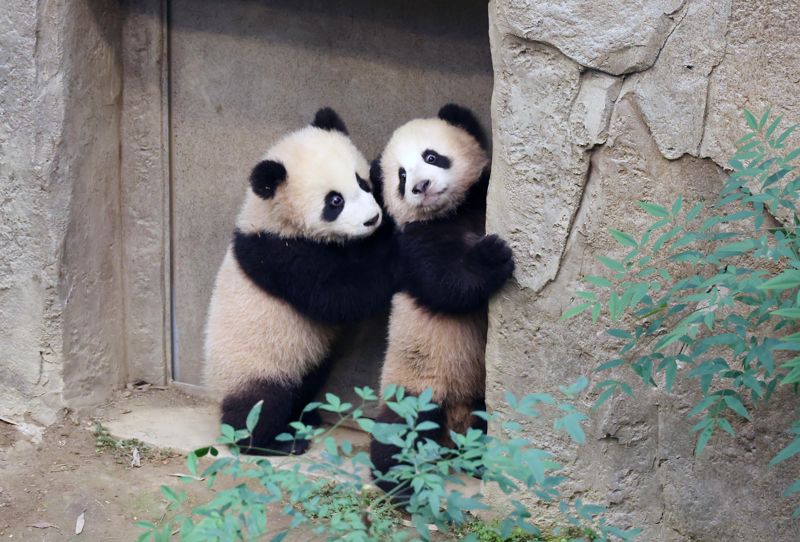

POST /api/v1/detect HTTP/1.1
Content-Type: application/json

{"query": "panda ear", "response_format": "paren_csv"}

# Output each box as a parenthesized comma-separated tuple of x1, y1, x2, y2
(311, 107, 348, 135)
(437, 103, 487, 149)
(369, 157, 385, 208)
(249, 159, 286, 199)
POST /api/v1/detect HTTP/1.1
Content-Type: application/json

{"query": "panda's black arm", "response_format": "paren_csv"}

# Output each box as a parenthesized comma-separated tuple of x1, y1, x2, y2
(233, 225, 397, 325)
(400, 223, 514, 314)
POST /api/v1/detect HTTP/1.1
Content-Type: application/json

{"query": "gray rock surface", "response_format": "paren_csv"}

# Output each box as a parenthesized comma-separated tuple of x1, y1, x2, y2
(488, 1, 800, 539)
(0, 0, 125, 421)
(495, 0, 685, 75)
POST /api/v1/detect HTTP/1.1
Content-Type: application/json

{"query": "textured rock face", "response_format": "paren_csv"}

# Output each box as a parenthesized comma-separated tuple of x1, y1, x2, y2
(488, 0, 800, 540)
(0, 0, 125, 421)
(495, 0, 685, 75)
(0, 2, 67, 424)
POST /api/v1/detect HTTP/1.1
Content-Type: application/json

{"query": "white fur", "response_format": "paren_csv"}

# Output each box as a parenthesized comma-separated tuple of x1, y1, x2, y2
(380, 118, 488, 227)
(237, 126, 382, 242)
(205, 123, 379, 396)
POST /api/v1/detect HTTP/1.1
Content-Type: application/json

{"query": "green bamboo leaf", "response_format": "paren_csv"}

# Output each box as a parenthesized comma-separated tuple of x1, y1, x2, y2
(609, 229, 638, 247)
(758, 108, 771, 130)
(758, 270, 800, 291)
(598, 256, 626, 273)
(609, 292, 621, 321)
(586, 275, 613, 288)
(743, 109, 758, 130)
(771, 437, 800, 466)
(607, 329, 632, 339)
(246, 400, 264, 434)
(784, 146, 800, 163)
(695, 424, 714, 455)
(765, 114, 783, 138)
(775, 124, 797, 145)
(784, 480, 800, 496)
(773, 308, 800, 319)
(672, 195, 683, 216)
(591, 302, 602, 323)
(686, 202, 704, 222)
(724, 395, 751, 420)
(637, 201, 669, 218)
(561, 302, 592, 320)
(595, 359, 625, 372)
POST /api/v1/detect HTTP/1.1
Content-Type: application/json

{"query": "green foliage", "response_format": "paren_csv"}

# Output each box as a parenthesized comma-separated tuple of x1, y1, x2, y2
(452, 518, 599, 542)
(565, 110, 800, 515)
(136, 386, 639, 542)
(93, 422, 175, 464)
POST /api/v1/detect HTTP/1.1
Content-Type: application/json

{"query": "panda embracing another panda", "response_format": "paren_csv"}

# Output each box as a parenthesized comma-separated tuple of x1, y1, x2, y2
(204, 108, 396, 455)
(369, 104, 515, 497)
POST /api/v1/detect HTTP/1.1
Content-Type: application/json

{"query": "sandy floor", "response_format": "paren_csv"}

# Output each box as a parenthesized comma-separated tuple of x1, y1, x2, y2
(0, 388, 298, 541)
(0, 391, 197, 540)
(0, 388, 478, 541)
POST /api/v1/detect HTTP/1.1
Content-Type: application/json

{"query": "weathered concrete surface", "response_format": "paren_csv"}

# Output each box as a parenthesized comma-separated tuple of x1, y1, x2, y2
(0, 0, 125, 422)
(59, 0, 126, 408)
(119, 0, 169, 386)
(487, 1, 800, 540)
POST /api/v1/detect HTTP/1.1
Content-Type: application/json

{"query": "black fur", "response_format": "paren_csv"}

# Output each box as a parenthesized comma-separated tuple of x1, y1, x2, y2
(398, 172, 514, 314)
(437, 103, 488, 150)
(356, 173, 371, 193)
(250, 160, 287, 199)
(221, 356, 333, 455)
(398, 168, 407, 197)
(369, 400, 446, 504)
(369, 158, 385, 208)
(321, 191, 345, 222)
(311, 107, 348, 135)
(232, 221, 397, 325)
(422, 149, 451, 169)
(470, 396, 488, 434)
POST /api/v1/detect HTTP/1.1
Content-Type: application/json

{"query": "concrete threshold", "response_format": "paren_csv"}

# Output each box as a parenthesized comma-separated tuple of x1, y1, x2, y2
(102, 388, 479, 494)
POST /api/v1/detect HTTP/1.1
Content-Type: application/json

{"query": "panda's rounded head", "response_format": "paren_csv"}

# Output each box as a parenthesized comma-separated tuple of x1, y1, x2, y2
(237, 108, 382, 243)
(376, 104, 489, 226)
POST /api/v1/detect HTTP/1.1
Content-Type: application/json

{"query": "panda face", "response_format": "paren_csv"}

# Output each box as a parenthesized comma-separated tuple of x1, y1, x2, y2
(381, 118, 488, 226)
(237, 126, 382, 242)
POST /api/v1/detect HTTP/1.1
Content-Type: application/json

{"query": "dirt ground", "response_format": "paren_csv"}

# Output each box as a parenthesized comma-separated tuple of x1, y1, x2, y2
(0, 388, 297, 541)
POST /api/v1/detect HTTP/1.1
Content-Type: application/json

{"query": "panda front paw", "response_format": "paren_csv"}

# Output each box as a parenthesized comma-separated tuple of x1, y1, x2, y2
(468, 235, 514, 280)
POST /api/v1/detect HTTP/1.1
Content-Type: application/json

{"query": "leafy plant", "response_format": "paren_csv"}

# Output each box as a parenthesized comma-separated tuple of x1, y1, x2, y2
(136, 385, 639, 541)
(94, 422, 176, 465)
(564, 110, 800, 515)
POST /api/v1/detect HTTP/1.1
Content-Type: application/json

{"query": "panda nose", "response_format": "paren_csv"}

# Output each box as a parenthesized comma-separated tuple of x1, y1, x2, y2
(411, 180, 431, 195)
(363, 213, 380, 227)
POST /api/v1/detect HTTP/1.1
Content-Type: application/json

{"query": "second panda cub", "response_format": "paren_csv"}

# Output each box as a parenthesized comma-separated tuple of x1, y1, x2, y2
(369, 104, 514, 492)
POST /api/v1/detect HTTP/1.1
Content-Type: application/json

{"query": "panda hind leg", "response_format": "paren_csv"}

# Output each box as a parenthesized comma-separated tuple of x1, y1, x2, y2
(369, 398, 446, 505)
(221, 378, 307, 456)
(470, 396, 488, 434)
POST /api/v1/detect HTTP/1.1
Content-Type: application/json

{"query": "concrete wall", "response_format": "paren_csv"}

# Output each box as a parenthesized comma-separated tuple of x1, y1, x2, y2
(486, 1, 800, 540)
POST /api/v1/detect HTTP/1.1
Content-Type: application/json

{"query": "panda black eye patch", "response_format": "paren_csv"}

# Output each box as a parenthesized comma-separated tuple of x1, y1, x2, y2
(422, 149, 451, 169)
(322, 191, 345, 222)
(357, 174, 371, 193)
(398, 167, 407, 197)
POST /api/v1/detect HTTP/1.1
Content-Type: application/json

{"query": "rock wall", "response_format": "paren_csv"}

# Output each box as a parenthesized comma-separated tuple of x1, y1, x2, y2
(486, 1, 800, 540)
(0, 0, 125, 421)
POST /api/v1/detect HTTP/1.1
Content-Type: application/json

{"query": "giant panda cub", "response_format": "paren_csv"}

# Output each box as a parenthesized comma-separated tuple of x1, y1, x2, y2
(204, 108, 395, 455)
(369, 104, 514, 493)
